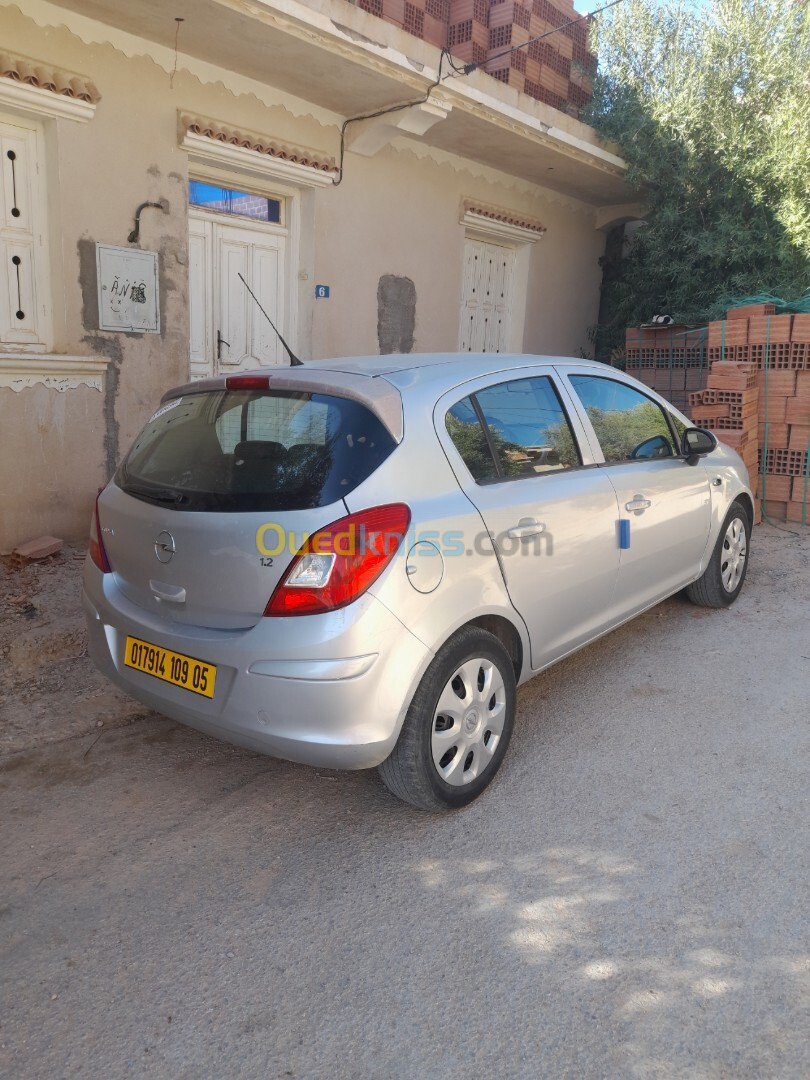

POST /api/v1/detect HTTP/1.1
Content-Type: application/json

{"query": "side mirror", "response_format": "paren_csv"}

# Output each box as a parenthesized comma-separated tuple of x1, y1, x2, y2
(631, 434, 674, 460)
(681, 427, 717, 465)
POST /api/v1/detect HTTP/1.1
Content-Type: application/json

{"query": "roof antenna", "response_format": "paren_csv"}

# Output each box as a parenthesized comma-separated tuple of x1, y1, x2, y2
(237, 272, 303, 366)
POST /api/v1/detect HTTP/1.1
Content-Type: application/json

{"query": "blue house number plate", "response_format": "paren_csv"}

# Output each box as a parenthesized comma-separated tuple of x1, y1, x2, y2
(315, 285, 330, 298)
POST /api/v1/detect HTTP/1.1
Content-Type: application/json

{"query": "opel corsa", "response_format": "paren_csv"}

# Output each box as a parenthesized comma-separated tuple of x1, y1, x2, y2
(84, 355, 753, 809)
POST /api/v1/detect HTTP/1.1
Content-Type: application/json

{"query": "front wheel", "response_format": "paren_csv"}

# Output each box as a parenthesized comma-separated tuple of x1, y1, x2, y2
(378, 626, 517, 810)
(685, 500, 751, 608)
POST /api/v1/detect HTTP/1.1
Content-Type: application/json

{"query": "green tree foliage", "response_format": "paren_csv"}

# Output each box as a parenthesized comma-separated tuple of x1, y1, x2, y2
(581, 402, 673, 461)
(446, 413, 497, 481)
(586, 0, 810, 355)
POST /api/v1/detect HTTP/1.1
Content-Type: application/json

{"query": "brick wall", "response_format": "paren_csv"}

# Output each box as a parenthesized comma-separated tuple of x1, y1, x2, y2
(358, 0, 597, 116)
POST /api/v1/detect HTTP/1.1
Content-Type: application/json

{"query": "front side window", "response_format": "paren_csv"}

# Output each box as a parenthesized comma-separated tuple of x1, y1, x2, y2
(445, 376, 581, 483)
(569, 376, 677, 464)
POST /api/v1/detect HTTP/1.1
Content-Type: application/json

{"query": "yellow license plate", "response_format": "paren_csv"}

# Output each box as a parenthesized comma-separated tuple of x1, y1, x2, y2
(124, 636, 216, 699)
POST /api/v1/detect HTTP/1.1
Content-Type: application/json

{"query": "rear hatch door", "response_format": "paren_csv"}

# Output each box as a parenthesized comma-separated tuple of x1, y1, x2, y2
(100, 485, 344, 630)
(100, 383, 397, 630)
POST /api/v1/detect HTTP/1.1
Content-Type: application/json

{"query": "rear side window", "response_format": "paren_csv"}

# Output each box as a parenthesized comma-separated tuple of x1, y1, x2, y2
(117, 389, 396, 511)
(446, 398, 500, 484)
(445, 376, 581, 483)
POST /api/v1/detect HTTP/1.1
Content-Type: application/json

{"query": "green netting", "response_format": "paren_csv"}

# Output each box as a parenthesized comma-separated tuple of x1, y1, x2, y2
(720, 292, 810, 315)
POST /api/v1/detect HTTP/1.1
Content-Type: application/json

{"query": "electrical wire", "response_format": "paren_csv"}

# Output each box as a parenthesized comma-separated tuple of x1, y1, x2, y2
(332, 48, 450, 185)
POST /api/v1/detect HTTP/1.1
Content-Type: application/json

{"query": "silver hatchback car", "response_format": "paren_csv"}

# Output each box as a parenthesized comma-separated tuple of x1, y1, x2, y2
(84, 354, 753, 809)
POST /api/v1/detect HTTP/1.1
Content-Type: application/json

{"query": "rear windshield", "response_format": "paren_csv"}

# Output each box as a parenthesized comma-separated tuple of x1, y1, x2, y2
(116, 389, 396, 511)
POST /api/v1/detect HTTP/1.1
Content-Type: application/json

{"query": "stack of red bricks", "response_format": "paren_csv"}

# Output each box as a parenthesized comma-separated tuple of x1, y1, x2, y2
(703, 304, 810, 523)
(689, 363, 760, 489)
(624, 324, 707, 415)
(358, 0, 597, 115)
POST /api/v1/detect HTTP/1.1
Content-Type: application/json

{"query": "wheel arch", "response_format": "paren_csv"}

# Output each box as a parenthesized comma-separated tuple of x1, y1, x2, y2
(734, 490, 755, 526)
(465, 614, 524, 681)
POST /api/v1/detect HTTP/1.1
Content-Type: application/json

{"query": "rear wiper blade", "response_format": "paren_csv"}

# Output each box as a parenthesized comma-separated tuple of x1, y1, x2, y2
(125, 484, 188, 505)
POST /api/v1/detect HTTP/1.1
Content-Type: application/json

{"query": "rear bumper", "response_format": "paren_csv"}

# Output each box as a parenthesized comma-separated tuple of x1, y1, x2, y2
(83, 562, 433, 769)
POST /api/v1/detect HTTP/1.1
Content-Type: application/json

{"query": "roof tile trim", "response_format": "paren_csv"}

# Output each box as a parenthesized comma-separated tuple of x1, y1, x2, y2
(0, 51, 100, 103)
(182, 114, 336, 173)
(462, 198, 547, 234)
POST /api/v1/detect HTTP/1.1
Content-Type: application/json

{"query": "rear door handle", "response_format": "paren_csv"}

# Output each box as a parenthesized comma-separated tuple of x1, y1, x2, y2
(149, 580, 187, 604)
(507, 518, 546, 540)
(625, 497, 651, 512)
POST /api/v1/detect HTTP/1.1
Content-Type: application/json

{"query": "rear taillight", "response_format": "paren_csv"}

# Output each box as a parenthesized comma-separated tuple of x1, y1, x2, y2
(265, 503, 411, 617)
(89, 493, 112, 573)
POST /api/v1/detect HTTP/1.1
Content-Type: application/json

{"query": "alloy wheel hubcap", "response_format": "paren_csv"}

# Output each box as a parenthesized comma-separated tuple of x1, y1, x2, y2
(721, 517, 747, 592)
(431, 658, 506, 786)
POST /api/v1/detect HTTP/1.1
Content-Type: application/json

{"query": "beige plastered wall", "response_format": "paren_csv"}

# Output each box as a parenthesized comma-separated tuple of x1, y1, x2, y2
(0, 2, 606, 551)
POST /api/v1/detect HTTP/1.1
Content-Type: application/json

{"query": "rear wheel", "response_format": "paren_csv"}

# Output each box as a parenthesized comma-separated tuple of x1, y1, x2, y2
(685, 500, 751, 608)
(378, 626, 517, 810)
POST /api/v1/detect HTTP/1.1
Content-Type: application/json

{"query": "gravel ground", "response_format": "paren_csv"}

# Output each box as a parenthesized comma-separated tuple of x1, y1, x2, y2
(0, 546, 146, 756)
(1, 524, 808, 1079)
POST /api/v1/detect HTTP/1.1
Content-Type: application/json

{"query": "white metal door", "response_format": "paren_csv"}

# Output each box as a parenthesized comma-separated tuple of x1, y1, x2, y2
(458, 238, 514, 353)
(188, 212, 286, 379)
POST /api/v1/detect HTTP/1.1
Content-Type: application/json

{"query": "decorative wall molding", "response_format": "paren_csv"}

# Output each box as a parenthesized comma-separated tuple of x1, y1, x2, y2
(13, 0, 341, 130)
(461, 201, 546, 244)
(180, 120, 338, 189)
(0, 353, 107, 391)
(0, 72, 97, 123)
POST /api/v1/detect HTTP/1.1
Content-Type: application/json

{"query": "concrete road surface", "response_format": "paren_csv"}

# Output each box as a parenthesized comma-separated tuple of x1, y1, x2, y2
(2, 525, 809, 1079)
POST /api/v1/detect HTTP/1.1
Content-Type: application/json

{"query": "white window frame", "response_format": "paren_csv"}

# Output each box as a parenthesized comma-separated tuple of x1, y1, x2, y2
(0, 84, 101, 390)
(0, 109, 52, 352)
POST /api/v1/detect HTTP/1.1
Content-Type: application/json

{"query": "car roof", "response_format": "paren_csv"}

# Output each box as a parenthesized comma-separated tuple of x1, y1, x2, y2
(304, 352, 600, 379)
(161, 354, 617, 444)
(304, 352, 607, 391)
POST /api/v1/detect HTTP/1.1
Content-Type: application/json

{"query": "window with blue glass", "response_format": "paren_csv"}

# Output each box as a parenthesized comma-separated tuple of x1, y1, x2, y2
(189, 181, 281, 224)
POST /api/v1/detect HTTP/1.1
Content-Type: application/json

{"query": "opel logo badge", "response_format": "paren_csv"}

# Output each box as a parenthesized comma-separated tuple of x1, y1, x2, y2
(154, 531, 176, 563)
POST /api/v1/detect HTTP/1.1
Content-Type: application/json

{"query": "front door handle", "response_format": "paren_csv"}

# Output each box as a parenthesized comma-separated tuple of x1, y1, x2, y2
(507, 518, 546, 540)
(625, 496, 651, 513)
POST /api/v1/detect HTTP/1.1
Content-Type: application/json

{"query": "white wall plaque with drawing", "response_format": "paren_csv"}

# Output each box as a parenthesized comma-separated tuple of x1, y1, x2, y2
(96, 244, 160, 334)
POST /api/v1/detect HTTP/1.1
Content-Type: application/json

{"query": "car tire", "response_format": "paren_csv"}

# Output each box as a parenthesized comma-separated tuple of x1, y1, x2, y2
(378, 625, 517, 810)
(685, 499, 751, 608)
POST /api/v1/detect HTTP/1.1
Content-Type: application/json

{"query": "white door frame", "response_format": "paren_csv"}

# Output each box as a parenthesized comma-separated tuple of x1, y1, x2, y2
(187, 163, 302, 369)
(459, 216, 538, 354)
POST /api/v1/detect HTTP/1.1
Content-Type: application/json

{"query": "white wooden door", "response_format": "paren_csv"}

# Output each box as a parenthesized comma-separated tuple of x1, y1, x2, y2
(458, 238, 514, 354)
(189, 212, 286, 379)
